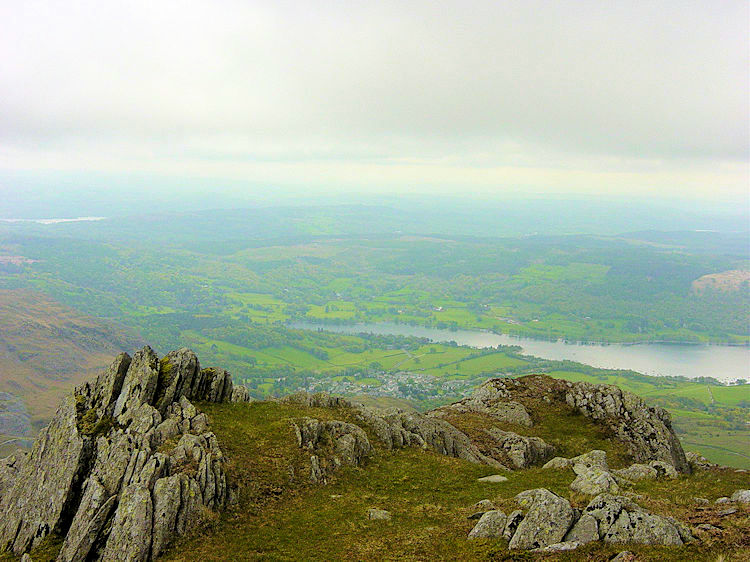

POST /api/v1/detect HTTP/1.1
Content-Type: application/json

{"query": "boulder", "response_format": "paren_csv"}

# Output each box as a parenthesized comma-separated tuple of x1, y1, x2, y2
(566, 493, 691, 546)
(571, 450, 608, 472)
(614, 463, 658, 482)
(231, 385, 252, 403)
(543, 457, 573, 470)
(570, 467, 620, 495)
(367, 508, 391, 520)
(649, 460, 678, 479)
(508, 489, 577, 550)
(477, 474, 508, 483)
(468, 510, 507, 539)
(730, 489, 750, 503)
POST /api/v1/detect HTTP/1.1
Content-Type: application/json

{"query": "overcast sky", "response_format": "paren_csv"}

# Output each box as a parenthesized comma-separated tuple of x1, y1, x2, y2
(1, 1, 748, 203)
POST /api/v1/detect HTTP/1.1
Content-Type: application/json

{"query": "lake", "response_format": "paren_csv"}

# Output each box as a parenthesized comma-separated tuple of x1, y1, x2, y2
(291, 322, 750, 382)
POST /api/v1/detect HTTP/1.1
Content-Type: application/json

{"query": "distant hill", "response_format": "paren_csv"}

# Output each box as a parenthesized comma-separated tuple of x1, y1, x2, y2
(0, 289, 142, 440)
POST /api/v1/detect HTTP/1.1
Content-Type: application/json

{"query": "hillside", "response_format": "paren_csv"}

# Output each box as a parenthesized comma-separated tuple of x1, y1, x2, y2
(1, 348, 748, 561)
(0, 290, 142, 452)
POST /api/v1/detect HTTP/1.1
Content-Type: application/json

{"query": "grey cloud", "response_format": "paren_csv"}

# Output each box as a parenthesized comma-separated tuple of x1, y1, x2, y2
(0, 0, 747, 195)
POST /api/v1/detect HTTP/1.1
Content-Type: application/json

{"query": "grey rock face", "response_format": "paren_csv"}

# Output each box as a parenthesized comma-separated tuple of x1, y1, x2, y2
(0, 346, 239, 561)
(483, 428, 554, 469)
(564, 381, 689, 473)
(153, 348, 200, 415)
(468, 510, 507, 539)
(508, 489, 577, 550)
(731, 489, 750, 503)
(0, 395, 89, 554)
(113, 347, 160, 421)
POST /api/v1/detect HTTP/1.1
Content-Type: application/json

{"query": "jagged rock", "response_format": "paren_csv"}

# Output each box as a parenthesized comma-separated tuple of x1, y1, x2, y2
(563, 381, 689, 473)
(718, 507, 737, 517)
(566, 493, 690, 546)
(477, 474, 508, 483)
(0, 346, 238, 561)
(21, 555, 32, 562)
(295, 418, 371, 467)
(285, 392, 507, 469)
(483, 428, 554, 468)
(508, 489, 577, 550)
(614, 463, 658, 482)
(76, 353, 131, 419)
(730, 489, 750, 503)
(611, 552, 637, 562)
(468, 510, 507, 539)
(649, 460, 678, 479)
(715, 496, 731, 504)
(543, 456, 573, 470)
(685, 451, 716, 469)
(433, 380, 533, 427)
(502, 510, 523, 541)
(570, 467, 620, 495)
(153, 348, 200, 415)
(367, 508, 391, 520)
(693, 497, 709, 505)
(231, 385, 252, 403)
(113, 347, 160, 422)
(532, 541, 581, 552)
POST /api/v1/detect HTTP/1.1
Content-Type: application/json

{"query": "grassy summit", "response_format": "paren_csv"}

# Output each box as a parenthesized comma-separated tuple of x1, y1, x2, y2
(151, 398, 749, 561)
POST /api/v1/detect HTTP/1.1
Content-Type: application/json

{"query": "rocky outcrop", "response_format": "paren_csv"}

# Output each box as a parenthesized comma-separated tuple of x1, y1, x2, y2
(564, 493, 693, 546)
(482, 428, 554, 469)
(294, 418, 372, 483)
(282, 392, 507, 469)
(432, 380, 533, 426)
(482, 488, 693, 551)
(0, 346, 244, 560)
(563, 380, 689, 473)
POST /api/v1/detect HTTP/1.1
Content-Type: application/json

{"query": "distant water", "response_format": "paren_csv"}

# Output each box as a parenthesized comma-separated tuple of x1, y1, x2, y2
(291, 321, 750, 382)
(0, 216, 106, 224)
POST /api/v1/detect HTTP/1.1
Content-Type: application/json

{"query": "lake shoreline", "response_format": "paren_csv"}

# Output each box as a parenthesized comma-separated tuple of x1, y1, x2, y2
(291, 319, 750, 348)
(290, 321, 750, 382)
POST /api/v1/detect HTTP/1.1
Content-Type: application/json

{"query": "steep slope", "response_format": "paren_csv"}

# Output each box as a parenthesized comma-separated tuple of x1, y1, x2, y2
(0, 289, 142, 446)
